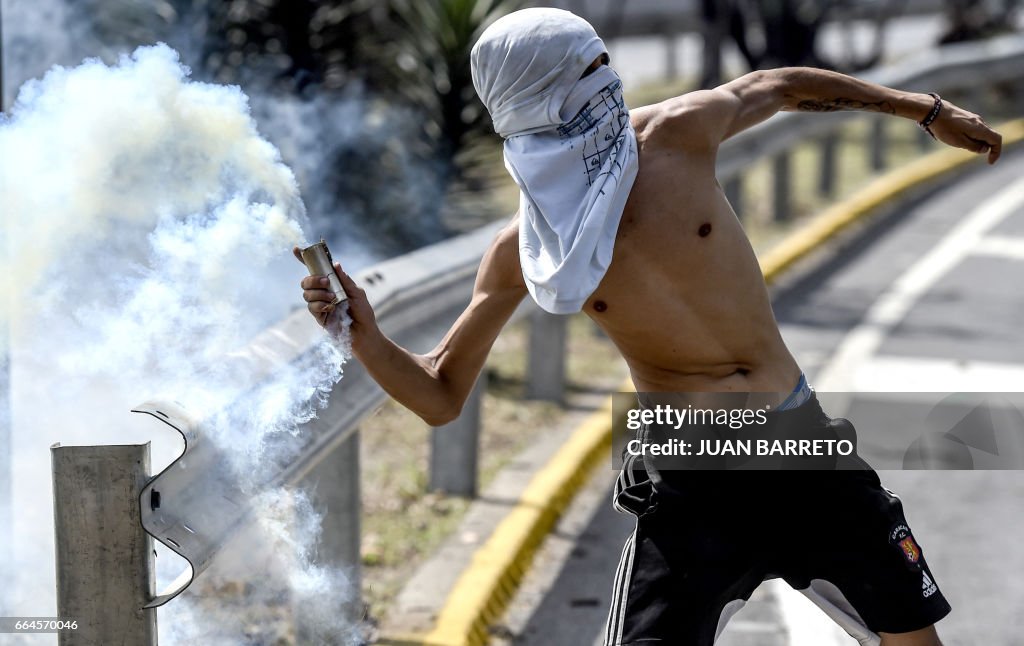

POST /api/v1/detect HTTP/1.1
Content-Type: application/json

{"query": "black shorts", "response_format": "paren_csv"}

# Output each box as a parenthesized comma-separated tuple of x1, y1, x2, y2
(604, 395, 951, 645)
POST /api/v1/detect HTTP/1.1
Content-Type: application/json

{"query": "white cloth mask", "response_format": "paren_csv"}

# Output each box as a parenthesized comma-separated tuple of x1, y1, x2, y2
(472, 8, 639, 314)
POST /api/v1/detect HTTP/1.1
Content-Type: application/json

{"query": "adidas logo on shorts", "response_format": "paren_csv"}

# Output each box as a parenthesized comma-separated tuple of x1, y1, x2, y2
(922, 571, 938, 598)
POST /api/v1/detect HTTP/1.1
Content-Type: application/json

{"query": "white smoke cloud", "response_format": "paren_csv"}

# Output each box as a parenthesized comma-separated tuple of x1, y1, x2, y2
(3, 0, 455, 267)
(0, 44, 359, 644)
(1, 45, 303, 315)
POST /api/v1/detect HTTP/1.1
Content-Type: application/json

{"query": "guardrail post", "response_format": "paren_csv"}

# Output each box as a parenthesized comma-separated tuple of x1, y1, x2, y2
(818, 133, 839, 197)
(663, 29, 678, 80)
(966, 87, 987, 121)
(699, 2, 726, 88)
(51, 443, 158, 645)
(526, 309, 568, 402)
(724, 175, 743, 217)
(870, 119, 887, 171)
(429, 371, 486, 497)
(1012, 81, 1024, 120)
(917, 125, 934, 152)
(772, 152, 791, 222)
(300, 430, 362, 629)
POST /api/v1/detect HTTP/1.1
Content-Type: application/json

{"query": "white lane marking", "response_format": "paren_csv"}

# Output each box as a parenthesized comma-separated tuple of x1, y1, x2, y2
(783, 180, 1024, 645)
(850, 356, 1024, 392)
(972, 235, 1024, 261)
(814, 179, 1024, 397)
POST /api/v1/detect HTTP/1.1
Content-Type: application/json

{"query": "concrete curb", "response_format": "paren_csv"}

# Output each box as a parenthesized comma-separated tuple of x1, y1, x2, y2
(379, 390, 630, 646)
(378, 118, 1024, 646)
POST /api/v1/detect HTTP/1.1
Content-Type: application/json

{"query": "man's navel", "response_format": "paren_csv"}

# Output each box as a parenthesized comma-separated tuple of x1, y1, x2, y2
(698, 222, 712, 237)
(593, 300, 608, 313)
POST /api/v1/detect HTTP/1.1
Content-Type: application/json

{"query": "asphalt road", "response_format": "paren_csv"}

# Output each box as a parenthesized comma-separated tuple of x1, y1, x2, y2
(493, 149, 1024, 646)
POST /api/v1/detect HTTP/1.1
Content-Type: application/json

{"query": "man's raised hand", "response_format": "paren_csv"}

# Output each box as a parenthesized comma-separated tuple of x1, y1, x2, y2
(928, 100, 1002, 165)
(293, 246, 378, 346)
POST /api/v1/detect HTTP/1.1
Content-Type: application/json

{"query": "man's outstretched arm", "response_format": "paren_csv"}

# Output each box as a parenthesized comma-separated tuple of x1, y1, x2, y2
(662, 66, 1002, 164)
(296, 220, 527, 426)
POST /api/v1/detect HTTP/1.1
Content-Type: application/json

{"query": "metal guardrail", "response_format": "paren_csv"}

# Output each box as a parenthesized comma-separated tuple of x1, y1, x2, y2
(49, 33, 1024, 643)
(108, 220, 555, 607)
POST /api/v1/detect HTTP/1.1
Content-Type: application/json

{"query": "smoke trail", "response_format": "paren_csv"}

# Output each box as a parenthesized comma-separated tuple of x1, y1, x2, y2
(2, 0, 80, 109)
(0, 44, 359, 644)
(4, 0, 453, 267)
(253, 90, 450, 262)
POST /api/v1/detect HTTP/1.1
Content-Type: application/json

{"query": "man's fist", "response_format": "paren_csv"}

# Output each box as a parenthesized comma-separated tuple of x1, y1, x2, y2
(928, 99, 1002, 165)
(293, 246, 377, 346)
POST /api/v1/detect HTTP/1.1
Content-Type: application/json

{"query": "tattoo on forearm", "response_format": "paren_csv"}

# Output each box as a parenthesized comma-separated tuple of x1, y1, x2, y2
(791, 97, 896, 114)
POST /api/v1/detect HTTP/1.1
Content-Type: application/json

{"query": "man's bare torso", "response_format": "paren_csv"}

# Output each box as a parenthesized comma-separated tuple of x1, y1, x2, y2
(302, 58, 998, 440)
(505, 102, 802, 394)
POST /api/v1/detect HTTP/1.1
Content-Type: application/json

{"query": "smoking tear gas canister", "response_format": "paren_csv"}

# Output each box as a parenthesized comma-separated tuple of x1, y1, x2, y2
(300, 240, 348, 310)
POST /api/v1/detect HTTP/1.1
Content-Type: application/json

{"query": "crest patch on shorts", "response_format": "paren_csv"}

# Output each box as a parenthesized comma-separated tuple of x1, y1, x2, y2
(889, 524, 921, 566)
(899, 537, 921, 563)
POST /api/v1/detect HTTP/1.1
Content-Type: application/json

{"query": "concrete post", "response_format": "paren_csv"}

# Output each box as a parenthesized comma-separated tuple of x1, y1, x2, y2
(429, 371, 486, 497)
(300, 430, 361, 622)
(663, 31, 679, 82)
(818, 133, 839, 197)
(51, 443, 157, 646)
(772, 152, 792, 222)
(870, 119, 887, 172)
(1012, 80, 1024, 124)
(917, 125, 934, 152)
(295, 431, 362, 644)
(965, 86, 987, 122)
(526, 310, 568, 403)
(699, 0, 726, 88)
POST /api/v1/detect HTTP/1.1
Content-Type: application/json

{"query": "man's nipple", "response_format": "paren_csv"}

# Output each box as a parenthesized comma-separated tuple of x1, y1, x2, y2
(698, 222, 712, 237)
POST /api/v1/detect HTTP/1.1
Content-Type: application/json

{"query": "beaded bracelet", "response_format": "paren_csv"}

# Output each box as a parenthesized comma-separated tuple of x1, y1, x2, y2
(919, 92, 942, 140)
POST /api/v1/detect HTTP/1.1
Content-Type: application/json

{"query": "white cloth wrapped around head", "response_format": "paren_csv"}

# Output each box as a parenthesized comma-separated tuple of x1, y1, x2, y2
(471, 7, 639, 314)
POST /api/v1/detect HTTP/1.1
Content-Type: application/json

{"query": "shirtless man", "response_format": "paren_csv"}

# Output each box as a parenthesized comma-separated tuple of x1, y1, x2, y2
(297, 8, 1001, 646)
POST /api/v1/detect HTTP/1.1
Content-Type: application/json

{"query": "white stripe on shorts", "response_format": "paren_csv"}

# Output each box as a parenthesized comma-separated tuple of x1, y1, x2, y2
(604, 525, 637, 645)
